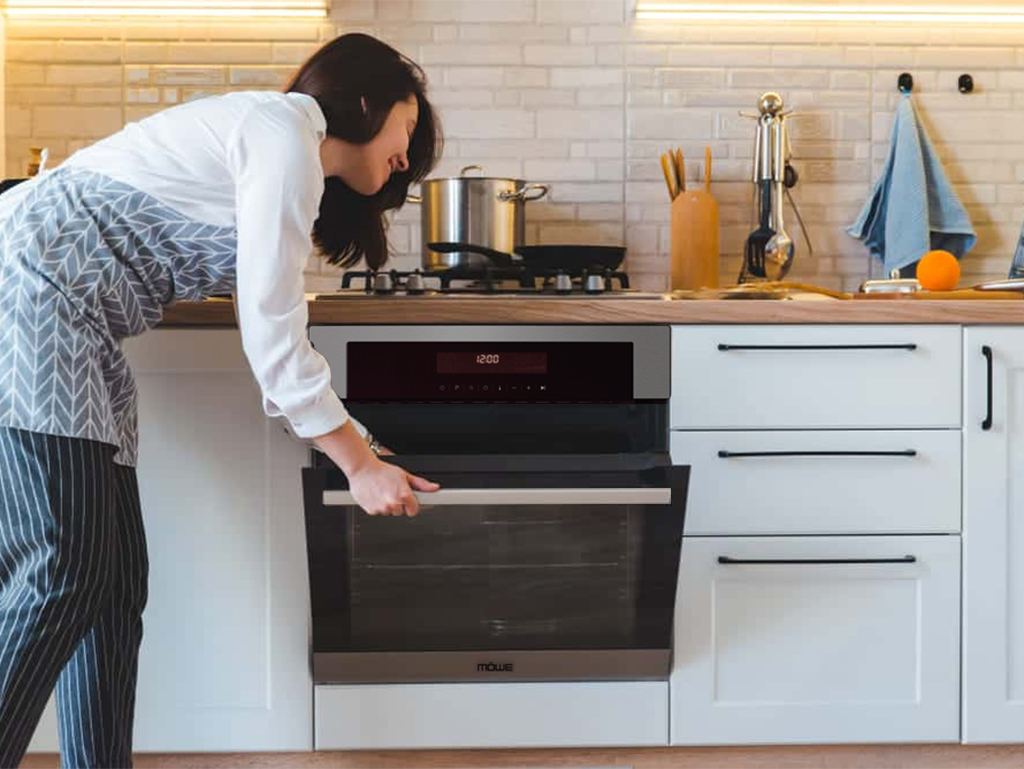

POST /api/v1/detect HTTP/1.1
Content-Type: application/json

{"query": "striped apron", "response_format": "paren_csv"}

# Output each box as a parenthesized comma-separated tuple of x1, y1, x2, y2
(0, 166, 238, 767)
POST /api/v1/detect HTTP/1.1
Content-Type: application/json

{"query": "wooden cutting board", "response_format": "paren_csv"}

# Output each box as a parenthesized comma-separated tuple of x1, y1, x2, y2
(671, 148, 720, 291)
(854, 289, 1024, 300)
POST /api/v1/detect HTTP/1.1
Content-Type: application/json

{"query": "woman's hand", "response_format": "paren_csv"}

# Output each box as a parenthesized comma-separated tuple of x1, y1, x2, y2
(347, 457, 439, 517)
(313, 420, 438, 516)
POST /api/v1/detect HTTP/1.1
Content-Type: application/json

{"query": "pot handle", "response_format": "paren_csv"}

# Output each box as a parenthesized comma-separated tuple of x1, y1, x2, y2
(498, 183, 550, 203)
(460, 165, 485, 177)
(406, 193, 422, 204)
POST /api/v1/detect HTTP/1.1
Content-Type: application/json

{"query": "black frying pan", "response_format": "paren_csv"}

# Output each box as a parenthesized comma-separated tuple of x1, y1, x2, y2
(428, 242, 626, 273)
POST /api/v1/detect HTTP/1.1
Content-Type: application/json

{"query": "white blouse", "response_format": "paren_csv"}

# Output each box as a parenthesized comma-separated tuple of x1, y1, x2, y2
(57, 91, 353, 442)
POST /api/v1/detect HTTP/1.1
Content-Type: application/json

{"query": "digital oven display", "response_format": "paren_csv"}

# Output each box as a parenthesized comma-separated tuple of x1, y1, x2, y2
(437, 351, 547, 375)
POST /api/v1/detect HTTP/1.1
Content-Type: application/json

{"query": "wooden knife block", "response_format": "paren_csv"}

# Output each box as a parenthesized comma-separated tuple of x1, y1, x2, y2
(670, 188, 720, 291)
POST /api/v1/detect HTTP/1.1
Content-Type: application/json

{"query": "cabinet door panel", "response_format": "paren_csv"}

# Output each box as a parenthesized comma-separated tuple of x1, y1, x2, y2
(671, 536, 961, 745)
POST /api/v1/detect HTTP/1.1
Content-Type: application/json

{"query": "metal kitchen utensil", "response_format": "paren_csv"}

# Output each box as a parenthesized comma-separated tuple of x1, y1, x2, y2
(739, 92, 803, 283)
(764, 116, 794, 280)
(744, 178, 774, 279)
(409, 165, 550, 271)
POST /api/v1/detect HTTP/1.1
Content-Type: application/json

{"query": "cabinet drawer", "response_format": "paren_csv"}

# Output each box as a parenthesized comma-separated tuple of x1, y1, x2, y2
(671, 325, 961, 429)
(671, 430, 961, 535)
(315, 681, 667, 749)
(671, 536, 961, 745)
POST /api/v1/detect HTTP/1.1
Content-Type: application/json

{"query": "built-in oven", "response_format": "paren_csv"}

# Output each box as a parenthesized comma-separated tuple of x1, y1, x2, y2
(302, 326, 689, 685)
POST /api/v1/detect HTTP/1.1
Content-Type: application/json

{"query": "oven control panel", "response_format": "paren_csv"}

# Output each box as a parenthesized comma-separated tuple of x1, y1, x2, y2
(344, 342, 633, 402)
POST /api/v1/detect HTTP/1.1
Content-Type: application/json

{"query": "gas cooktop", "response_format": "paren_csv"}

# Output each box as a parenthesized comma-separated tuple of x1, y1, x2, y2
(314, 267, 665, 299)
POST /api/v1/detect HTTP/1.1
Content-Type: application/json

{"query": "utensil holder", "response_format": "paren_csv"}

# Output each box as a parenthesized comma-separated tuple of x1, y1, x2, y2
(670, 189, 720, 291)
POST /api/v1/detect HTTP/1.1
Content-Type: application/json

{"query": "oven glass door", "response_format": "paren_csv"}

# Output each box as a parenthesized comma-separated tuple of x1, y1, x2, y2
(302, 454, 689, 683)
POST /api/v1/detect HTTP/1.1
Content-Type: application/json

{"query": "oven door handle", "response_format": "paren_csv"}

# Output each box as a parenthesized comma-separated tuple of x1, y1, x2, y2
(323, 487, 672, 507)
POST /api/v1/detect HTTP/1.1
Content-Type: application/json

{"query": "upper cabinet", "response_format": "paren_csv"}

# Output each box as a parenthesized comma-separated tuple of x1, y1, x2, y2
(962, 328, 1024, 744)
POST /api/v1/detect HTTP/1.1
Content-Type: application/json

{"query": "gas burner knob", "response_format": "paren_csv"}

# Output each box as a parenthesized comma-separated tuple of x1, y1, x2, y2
(405, 270, 426, 294)
(372, 271, 394, 294)
(554, 271, 573, 294)
(584, 271, 607, 294)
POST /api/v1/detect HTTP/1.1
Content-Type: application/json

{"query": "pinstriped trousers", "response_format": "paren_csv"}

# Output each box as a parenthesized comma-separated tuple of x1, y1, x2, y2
(0, 427, 148, 769)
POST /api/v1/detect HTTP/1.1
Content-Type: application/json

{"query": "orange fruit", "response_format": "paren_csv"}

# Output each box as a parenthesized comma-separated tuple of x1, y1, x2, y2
(916, 250, 961, 291)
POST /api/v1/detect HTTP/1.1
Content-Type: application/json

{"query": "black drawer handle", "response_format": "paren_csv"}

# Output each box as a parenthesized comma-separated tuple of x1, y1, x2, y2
(717, 343, 918, 351)
(718, 555, 917, 566)
(718, 449, 917, 459)
(982, 345, 993, 431)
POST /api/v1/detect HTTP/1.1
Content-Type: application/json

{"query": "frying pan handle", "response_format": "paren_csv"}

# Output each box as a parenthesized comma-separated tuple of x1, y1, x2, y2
(498, 184, 550, 203)
(427, 241, 520, 267)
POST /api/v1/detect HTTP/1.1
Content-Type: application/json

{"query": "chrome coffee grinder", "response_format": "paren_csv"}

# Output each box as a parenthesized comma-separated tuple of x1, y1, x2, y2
(739, 92, 811, 283)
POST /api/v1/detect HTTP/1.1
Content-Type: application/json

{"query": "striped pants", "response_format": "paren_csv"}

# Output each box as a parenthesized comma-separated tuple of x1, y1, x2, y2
(0, 427, 148, 769)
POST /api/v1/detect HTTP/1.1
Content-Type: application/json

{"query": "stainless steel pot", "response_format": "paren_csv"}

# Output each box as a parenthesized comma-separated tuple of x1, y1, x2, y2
(408, 165, 549, 270)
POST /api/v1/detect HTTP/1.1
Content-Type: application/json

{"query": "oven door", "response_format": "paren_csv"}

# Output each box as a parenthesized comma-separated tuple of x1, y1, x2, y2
(302, 453, 689, 684)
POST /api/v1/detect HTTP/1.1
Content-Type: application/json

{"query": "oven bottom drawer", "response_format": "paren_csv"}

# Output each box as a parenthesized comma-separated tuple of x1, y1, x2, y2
(314, 681, 668, 750)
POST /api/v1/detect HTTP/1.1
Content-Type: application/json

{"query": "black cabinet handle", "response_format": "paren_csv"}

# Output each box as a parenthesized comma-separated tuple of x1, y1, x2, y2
(982, 345, 993, 431)
(717, 343, 917, 352)
(718, 555, 917, 566)
(717, 449, 917, 459)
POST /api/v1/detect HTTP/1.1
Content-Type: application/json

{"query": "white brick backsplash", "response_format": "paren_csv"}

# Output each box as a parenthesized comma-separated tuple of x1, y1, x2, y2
(524, 159, 595, 181)
(629, 109, 713, 140)
(536, 0, 624, 25)
(433, 89, 497, 107)
(504, 68, 549, 88)
(126, 88, 160, 104)
(459, 24, 568, 43)
(271, 43, 319, 65)
(523, 45, 596, 67)
(152, 67, 225, 85)
(7, 64, 46, 86)
(443, 109, 534, 139)
(550, 67, 622, 88)
(9, 8, 1023, 286)
(537, 109, 623, 139)
(578, 90, 625, 107)
(8, 87, 72, 105)
(166, 43, 273, 64)
(76, 88, 123, 105)
(445, 67, 504, 87)
(35, 106, 121, 138)
(229, 67, 291, 86)
(7, 107, 31, 138)
(420, 44, 522, 65)
(459, 138, 569, 159)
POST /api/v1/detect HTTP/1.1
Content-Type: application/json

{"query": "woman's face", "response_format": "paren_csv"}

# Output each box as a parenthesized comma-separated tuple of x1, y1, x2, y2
(324, 95, 419, 196)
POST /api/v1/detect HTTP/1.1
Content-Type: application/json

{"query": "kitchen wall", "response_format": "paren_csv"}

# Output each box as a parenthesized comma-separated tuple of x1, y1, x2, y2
(6, 0, 1024, 291)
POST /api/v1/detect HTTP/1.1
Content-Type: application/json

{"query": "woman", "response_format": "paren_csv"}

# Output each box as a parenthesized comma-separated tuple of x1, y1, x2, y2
(0, 33, 440, 768)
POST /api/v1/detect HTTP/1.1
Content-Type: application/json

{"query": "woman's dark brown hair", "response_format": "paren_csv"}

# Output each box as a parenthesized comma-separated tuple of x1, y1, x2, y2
(284, 33, 441, 270)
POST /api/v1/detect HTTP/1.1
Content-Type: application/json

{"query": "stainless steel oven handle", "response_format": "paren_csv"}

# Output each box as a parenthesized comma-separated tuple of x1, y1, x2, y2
(323, 487, 671, 507)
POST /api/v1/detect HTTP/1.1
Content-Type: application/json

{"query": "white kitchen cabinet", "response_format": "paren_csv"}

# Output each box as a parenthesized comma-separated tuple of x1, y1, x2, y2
(28, 329, 313, 755)
(670, 325, 961, 430)
(670, 535, 961, 745)
(671, 429, 961, 535)
(962, 328, 1024, 744)
(27, 329, 313, 754)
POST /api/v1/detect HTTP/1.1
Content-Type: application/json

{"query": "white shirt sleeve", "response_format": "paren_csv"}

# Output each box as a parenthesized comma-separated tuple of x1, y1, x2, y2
(227, 98, 350, 439)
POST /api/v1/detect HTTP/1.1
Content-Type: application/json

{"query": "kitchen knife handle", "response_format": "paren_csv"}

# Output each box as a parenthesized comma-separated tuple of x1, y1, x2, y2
(718, 555, 917, 566)
(717, 449, 917, 459)
(982, 345, 993, 431)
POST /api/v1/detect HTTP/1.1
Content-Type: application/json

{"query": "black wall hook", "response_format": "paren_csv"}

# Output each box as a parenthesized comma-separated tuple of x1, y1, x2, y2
(898, 72, 913, 93)
(959, 74, 975, 93)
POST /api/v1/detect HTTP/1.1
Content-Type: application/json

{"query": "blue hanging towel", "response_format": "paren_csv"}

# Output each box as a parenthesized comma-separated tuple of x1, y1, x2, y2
(847, 93, 976, 275)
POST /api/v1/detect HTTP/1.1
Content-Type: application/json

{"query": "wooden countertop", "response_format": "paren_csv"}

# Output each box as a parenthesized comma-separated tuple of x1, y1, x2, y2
(158, 294, 1024, 327)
